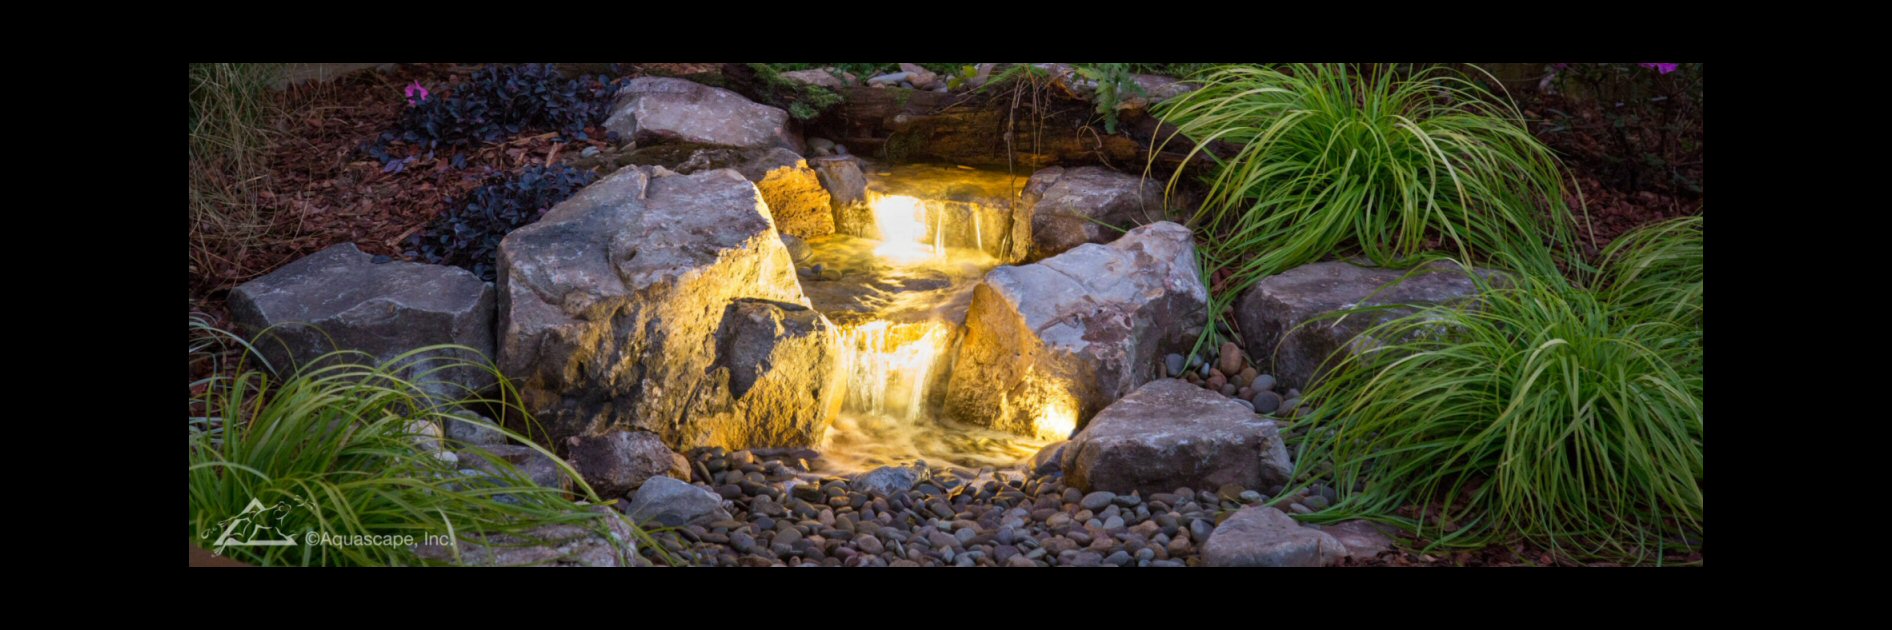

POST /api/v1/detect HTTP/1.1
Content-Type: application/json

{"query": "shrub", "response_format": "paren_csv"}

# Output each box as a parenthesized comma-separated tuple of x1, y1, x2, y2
(1151, 64, 1584, 352)
(405, 164, 597, 281)
(1286, 263, 1702, 564)
(187, 320, 657, 566)
(367, 64, 622, 166)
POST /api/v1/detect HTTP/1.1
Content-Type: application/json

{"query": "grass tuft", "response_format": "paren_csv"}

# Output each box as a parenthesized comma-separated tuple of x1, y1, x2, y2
(1150, 63, 1586, 355)
(187, 320, 666, 566)
(1283, 247, 1701, 564)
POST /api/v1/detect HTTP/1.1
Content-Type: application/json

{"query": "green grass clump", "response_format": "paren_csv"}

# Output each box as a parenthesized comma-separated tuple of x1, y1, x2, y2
(1151, 63, 1583, 354)
(187, 320, 660, 566)
(1284, 225, 1702, 563)
(1593, 215, 1702, 329)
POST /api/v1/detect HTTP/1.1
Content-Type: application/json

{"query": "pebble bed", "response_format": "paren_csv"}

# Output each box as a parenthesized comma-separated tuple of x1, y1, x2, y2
(633, 447, 1343, 567)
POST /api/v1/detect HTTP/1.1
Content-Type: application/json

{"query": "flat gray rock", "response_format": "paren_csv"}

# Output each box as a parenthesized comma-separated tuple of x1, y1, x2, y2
(228, 242, 496, 404)
(605, 77, 802, 152)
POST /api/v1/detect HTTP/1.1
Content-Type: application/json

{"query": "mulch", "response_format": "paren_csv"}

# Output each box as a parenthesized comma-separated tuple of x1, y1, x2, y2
(1520, 89, 1704, 252)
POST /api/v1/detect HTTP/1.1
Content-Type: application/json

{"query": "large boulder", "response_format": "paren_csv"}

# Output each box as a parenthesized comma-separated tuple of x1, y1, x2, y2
(1235, 260, 1492, 391)
(605, 77, 802, 152)
(942, 222, 1208, 437)
(1059, 379, 1292, 496)
(1202, 506, 1347, 567)
(497, 165, 835, 451)
(1021, 166, 1166, 261)
(566, 430, 691, 498)
(602, 144, 834, 239)
(227, 242, 496, 403)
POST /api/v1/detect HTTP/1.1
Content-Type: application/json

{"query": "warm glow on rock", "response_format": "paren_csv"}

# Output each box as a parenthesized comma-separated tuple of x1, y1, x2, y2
(871, 195, 938, 264)
(1035, 397, 1078, 441)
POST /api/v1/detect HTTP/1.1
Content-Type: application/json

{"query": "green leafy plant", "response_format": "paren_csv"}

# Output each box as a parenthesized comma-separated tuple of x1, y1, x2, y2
(1150, 63, 1586, 356)
(747, 63, 847, 121)
(1284, 256, 1702, 564)
(187, 320, 664, 566)
(1075, 63, 1146, 134)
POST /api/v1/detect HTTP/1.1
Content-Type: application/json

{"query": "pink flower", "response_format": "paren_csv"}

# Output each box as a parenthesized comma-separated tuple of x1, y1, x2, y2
(1639, 63, 1680, 75)
(405, 81, 430, 105)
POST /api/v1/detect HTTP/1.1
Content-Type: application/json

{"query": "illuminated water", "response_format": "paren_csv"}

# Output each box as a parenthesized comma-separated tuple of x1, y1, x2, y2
(797, 182, 1055, 473)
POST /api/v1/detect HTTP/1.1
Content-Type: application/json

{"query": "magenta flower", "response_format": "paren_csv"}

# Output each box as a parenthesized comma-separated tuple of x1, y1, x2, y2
(1639, 63, 1680, 75)
(405, 81, 430, 105)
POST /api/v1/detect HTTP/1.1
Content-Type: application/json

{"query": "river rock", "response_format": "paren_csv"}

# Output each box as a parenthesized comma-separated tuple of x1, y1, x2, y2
(1201, 506, 1345, 567)
(626, 477, 733, 527)
(1236, 260, 1493, 390)
(605, 77, 802, 152)
(855, 465, 920, 496)
(943, 222, 1208, 437)
(566, 430, 691, 498)
(228, 242, 496, 404)
(1059, 379, 1292, 496)
(1020, 166, 1166, 261)
(498, 166, 838, 450)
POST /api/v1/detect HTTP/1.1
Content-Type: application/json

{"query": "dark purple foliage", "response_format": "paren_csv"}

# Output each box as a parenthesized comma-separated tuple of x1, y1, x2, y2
(366, 64, 622, 165)
(404, 165, 598, 281)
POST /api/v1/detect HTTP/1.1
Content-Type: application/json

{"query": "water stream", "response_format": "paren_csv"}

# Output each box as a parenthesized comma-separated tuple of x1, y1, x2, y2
(796, 165, 1054, 473)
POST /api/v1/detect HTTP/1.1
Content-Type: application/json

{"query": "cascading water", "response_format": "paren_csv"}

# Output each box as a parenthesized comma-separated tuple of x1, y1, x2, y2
(795, 165, 1054, 473)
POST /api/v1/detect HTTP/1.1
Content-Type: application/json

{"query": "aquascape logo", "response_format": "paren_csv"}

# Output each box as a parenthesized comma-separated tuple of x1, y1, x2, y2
(204, 498, 301, 556)
(199, 496, 455, 557)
